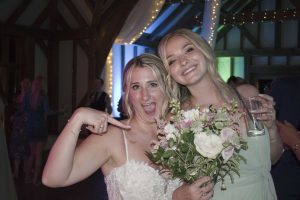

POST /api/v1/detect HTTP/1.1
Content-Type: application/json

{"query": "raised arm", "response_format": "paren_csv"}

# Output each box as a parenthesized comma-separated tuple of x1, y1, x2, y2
(42, 107, 130, 187)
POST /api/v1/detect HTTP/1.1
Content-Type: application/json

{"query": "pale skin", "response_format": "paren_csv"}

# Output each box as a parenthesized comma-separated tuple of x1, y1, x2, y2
(163, 35, 282, 165)
(42, 66, 213, 200)
(276, 120, 300, 161)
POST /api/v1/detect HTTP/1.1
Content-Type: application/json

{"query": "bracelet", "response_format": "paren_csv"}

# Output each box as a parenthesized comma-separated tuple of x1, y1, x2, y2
(293, 142, 300, 151)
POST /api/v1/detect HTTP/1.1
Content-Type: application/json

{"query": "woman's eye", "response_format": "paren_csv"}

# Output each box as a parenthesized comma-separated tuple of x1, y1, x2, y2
(131, 85, 139, 90)
(168, 59, 175, 66)
(186, 47, 194, 53)
(150, 82, 158, 87)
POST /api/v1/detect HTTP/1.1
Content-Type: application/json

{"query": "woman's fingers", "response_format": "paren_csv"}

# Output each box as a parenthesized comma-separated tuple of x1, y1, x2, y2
(107, 116, 131, 129)
(193, 176, 211, 188)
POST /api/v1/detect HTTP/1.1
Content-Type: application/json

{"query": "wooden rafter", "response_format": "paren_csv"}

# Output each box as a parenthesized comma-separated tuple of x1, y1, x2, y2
(56, 11, 89, 55)
(237, 25, 260, 48)
(289, 0, 300, 9)
(91, 0, 114, 29)
(84, 0, 95, 13)
(62, 0, 88, 27)
(0, 22, 50, 39)
(32, 3, 50, 27)
(34, 39, 49, 58)
(5, 0, 32, 24)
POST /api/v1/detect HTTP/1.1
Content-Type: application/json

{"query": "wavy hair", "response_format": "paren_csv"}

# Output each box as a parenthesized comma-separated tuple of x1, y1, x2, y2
(158, 28, 238, 103)
(122, 53, 172, 120)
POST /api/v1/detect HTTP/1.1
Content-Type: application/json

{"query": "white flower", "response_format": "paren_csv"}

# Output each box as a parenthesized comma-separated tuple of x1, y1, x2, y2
(182, 109, 199, 121)
(194, 133, 223, 159)
(164, 123, 178, 140)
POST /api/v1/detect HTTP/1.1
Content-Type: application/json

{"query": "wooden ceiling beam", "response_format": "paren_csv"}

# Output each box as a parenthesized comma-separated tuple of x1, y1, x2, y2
(215, 48, 300, 57)
(5, 0, 32, 24)
(0, 22, 51, 39)
(84, 0, 95, 13)
(32, 3, 50, 27)
(56, 11, 89, 55)
(35, 39, 49, 59)
(62, 0, 88, 27)
(237, 25, 260, 48)
(289, 0, 300, 9)
(91, 0, 114, 29)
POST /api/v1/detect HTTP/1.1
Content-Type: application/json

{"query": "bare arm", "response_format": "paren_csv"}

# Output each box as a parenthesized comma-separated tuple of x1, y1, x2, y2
(42, 107, 130, 187)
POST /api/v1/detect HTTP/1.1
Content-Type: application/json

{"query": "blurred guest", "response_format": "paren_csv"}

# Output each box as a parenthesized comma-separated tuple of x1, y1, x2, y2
(277, 120, 300, 161)
(270, 76, 300, 200)
(9, 78, 31, 179)
(23, 76, 64, 186)
(227, 75, 248, 88)
(85, 79, 112, 114)
(0, 81, 18, 200)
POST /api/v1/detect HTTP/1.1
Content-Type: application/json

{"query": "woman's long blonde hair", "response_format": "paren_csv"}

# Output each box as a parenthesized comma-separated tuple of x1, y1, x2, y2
(158, 28, 239, 104)
(122, 53, 172, 119)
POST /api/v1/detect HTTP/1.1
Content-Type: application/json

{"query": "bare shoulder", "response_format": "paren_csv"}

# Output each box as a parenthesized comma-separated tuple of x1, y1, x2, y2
(236, 84, 259, 98)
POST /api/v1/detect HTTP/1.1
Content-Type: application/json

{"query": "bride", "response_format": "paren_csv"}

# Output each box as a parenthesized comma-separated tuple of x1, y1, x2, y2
(42, 53, 214, 200)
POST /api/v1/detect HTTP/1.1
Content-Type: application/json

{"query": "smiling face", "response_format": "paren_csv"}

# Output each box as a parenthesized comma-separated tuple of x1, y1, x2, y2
(165, 35, 209, 87)
(128, 66, 165, 123)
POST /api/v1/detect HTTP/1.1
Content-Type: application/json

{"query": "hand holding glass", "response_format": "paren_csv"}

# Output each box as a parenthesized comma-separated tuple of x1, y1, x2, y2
(244, 97, 265, 137)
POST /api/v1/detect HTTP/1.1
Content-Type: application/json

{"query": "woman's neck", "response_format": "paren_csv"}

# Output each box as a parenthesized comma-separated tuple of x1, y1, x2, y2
(187, 78, 224, 107)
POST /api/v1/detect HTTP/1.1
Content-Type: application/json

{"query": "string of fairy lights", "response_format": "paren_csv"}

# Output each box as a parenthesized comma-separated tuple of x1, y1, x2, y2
(105, 50, 113, 98)
(223, 9, 300, 25)
(126, 0, 165, 44)
(206, 0, 220, 46)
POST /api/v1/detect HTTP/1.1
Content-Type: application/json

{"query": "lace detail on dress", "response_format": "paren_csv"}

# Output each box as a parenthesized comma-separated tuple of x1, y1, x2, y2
(104, 130, 181, 200)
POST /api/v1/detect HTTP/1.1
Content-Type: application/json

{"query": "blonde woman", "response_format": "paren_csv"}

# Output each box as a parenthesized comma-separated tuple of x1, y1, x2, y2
(158, 28, 283, 200)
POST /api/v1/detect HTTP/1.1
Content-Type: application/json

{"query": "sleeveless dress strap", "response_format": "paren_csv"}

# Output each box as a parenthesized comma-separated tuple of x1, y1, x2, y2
(122, 130, 129, 162)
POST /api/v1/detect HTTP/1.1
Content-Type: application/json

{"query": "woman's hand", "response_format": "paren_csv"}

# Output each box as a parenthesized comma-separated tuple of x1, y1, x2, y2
(277, 120, 300, 148)
(172, 176, 214, 200)
(72, 107, 130, 134)
(253, 94, 276, 129)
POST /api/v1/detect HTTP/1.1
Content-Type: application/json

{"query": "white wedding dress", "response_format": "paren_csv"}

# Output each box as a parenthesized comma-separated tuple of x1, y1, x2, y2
(104, 130, 181, 200)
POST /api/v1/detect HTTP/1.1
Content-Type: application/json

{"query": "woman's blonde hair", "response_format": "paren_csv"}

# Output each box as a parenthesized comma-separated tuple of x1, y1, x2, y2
(122, 53, 172, 119)
(158, 28, 238, 103)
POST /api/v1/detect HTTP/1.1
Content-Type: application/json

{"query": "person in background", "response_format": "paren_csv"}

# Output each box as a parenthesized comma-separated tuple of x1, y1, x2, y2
(158, 28, 283, 200)
(269, 76, 300, 200)
(86, 78, 112, 114)
(227, 75, 248, 88)
(42, 53, 214, 200)
(117, 95, 128, 120)
(23, 76, 64, 186)
(0, 81, 18, 200)
(9, 78, 31, 180)
(276, 120, 300, 161)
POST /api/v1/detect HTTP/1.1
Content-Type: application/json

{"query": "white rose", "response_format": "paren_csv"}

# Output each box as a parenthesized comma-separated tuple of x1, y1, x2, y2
(194, 133, 223, 159)
(182, 109, 199, 121)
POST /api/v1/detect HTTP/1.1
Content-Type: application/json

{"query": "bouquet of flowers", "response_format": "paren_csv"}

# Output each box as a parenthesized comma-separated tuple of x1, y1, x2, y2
(147, 100, 248, 190)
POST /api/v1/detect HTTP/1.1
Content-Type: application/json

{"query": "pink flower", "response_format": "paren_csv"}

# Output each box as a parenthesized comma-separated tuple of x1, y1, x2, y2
(220, 127, 236, 143)
(222, 146, 234, 162)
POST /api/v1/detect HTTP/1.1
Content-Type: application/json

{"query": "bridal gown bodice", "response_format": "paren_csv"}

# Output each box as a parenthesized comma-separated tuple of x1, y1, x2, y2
(104, 131, 181, 200)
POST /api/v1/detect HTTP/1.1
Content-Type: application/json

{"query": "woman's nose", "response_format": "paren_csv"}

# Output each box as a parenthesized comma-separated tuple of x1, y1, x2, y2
(179, 55, 188, 66)
(141, 88, 150, 100)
